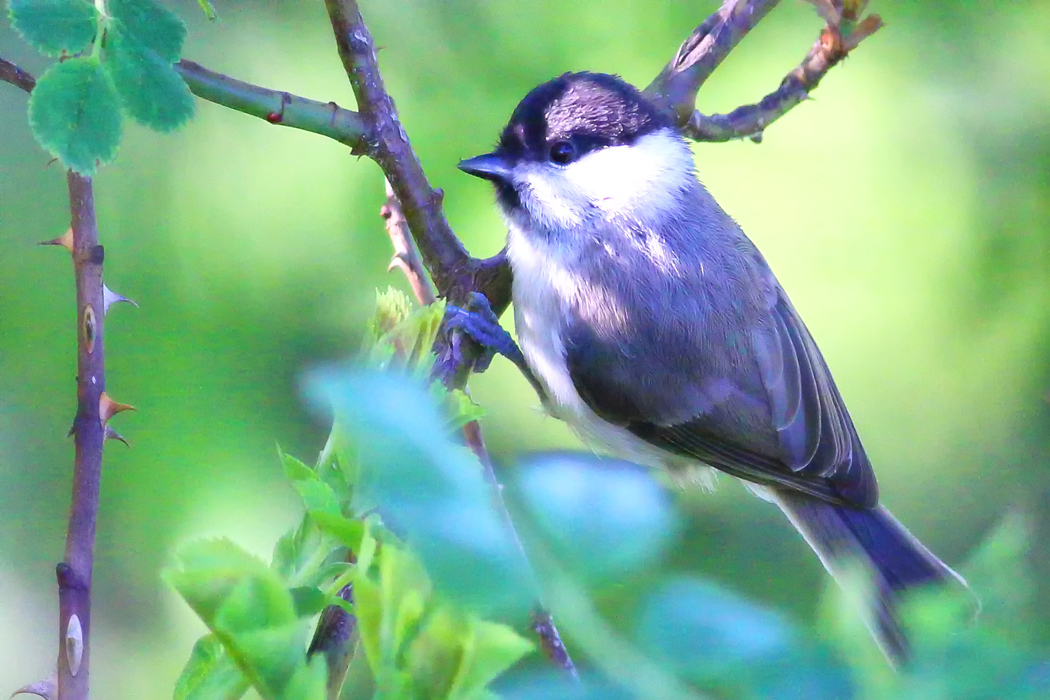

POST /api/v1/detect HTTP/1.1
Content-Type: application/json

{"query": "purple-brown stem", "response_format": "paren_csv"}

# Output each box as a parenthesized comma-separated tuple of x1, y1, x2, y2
(58, 171, 107, 700)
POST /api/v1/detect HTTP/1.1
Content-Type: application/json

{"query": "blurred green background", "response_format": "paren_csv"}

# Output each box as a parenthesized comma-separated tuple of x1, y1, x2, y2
(1, 0, 1048, 696)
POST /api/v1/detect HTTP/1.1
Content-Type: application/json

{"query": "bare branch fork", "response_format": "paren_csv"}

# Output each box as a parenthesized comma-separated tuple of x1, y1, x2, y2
(1, 0, 882, 693)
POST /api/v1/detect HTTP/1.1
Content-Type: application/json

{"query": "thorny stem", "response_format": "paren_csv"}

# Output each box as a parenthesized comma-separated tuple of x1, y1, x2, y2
(58, 171, 107, 700)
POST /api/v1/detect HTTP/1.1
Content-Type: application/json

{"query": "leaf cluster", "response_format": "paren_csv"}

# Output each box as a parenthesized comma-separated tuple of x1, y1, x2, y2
(169, 290, 1050, 700)
(9, 0, 197, 174)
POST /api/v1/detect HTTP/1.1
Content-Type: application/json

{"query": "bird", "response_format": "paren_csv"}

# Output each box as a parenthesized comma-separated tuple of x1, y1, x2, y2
(455, 71, 970, 664)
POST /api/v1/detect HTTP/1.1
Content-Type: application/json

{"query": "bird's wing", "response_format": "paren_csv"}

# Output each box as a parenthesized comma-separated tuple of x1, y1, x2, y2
(564, 280, 878, 508)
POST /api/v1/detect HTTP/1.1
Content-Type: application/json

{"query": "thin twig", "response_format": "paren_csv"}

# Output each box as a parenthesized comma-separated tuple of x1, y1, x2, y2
(646, 0, 783, 124)
(58, 172, 112, 700)
(175, 60, 368, 150)
(0, 56, 36, 93)
(381, 180, 436, 305)
(684, 6, 884, 141)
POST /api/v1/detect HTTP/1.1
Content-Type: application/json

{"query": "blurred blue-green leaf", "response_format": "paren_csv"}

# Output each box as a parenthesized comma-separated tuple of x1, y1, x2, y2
(307, 369, 532, 615)
(514, 452, 678, 583)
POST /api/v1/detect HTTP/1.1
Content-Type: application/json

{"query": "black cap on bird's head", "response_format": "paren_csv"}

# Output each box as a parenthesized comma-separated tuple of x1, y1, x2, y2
(458, 72, 672, 184)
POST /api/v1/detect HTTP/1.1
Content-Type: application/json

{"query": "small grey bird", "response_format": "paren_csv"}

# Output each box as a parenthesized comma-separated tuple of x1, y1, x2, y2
(457, 71, 968, 663)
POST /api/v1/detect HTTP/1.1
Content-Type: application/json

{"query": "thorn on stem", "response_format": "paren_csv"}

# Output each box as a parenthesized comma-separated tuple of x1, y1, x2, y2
(38, 228, 74, 252)
(11, 672, 56, 700)
(102, 284, 139, 315)
(99, 392, 136, 427)
(104, 424, 129, 447)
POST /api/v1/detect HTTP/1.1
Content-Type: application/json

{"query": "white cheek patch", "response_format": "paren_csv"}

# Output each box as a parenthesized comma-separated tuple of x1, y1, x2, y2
(514, 164, 588, 230)
(509, 128, 695, 231)
(562, 129, 694, 217)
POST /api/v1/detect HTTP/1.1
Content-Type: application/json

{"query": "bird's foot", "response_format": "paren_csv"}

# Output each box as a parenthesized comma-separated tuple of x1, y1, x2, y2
(441, 292, 525, 373)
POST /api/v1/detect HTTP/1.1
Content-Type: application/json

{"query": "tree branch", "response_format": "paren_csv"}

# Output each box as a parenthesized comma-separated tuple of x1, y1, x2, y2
(646, 0, 783, 124)
(175, 60, 368, 150)
(322, 0, 480, 305)
(683, 3, 883, 142)
(0, 56, 36, 93)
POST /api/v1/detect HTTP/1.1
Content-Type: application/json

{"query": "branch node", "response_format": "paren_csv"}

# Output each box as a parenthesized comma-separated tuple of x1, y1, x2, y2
(55, 562, 78, 589)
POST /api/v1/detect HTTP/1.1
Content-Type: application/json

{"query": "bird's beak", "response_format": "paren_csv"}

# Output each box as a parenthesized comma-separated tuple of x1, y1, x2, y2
(458, 152, 513, 183)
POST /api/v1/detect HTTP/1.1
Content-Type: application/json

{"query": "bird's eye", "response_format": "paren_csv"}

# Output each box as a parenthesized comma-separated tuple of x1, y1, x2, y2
(548, 140, 576, 165)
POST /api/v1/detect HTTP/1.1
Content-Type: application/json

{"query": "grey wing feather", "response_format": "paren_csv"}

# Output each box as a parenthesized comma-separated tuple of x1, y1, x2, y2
(564, 269, 877, 508)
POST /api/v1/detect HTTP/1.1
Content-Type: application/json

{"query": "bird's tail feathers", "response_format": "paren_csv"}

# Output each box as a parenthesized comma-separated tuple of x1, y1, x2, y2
(773, 489, 972, 665)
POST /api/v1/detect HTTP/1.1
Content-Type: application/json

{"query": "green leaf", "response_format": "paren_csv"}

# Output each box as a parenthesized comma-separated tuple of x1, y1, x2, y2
(280, 657, 327, 700)
(197, 0, 218, 20)
(289, 586, 327, 618)
(28, 56, 122, 175)
(104, 21, 194, 132)
(228, 623, 311, 699)
(214, 575, 298, 634)
(107, 0, 186, 62)
(9, 0, 98, 56)
(293, 479, 340, 518)
(310, 511, 365, 551)
(447, 619, 534, 700)
(173, 635, 250, 700)
(166, 538, 271, 625)
(282, 453, 317, 483)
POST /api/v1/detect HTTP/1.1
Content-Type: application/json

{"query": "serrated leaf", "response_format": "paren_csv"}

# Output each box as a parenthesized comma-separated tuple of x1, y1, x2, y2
(173, 635, 250, 700)
(107, 0, 186, 62)
(310, 511, 365, 551)
(166, 538, 271, 625)
(294, 479, 340, 518)
(28, 56, 122, 175)
(9, 0, 98, 56)
(104, 21, 194, 132)
(447, 620, 534, 700)
(282, 452, 317, 483)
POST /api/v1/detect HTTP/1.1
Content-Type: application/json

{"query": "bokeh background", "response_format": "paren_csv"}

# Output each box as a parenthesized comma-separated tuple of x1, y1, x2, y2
(2, 0, 1048, 696)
